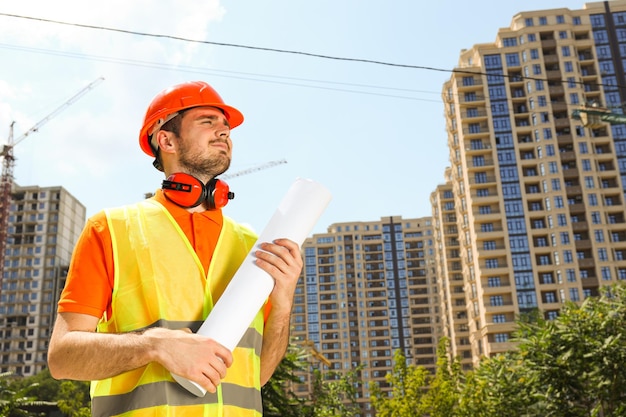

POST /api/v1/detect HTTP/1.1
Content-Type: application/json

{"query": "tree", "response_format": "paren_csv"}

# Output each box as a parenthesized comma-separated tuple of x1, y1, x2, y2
(262, 343, 308, 417)
(455, 353, 537, 417)
(422, 337, 463, 417)
(56, 380, 91, 417)
(0, 371, 57, 417)
(306, 367, 361, 417)
(515, 284, 626, 416)
(370, 349, 431, 417)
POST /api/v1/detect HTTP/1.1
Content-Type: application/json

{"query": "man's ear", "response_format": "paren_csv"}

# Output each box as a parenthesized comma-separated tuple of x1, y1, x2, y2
(155, 130, 176, 155)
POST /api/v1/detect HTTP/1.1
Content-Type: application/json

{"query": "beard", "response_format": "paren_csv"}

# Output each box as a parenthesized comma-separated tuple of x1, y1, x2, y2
(177, 137, 231, 180)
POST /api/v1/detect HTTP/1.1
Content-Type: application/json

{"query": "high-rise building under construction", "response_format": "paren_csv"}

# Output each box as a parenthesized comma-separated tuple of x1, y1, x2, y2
(0, 185, 85, 376)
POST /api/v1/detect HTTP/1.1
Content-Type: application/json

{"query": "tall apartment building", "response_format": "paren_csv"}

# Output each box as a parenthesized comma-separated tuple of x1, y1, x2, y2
(440, 1, 626, 365)
(0, 184, 85, 376)
(430, 168, 473, 371)
(290, 216, 440, 417)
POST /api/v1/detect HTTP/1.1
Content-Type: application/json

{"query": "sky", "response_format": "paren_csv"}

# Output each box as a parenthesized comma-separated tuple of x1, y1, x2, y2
(0, 0, 584, 236)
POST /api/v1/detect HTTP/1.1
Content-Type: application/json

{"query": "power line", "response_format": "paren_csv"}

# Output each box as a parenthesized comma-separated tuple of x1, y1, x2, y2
(0, 42, 442, 103)
(0, 12, 438, 70)
(1, 12, 625, 93)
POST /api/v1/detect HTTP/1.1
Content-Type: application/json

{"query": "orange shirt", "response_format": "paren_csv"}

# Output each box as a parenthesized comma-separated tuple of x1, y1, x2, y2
(58, 190, 223, 320)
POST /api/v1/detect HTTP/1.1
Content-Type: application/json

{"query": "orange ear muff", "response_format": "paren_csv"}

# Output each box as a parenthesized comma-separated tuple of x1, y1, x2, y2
(162, 173, 234, 209)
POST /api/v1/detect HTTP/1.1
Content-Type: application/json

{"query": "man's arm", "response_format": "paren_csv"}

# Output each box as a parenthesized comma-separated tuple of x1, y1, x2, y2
(253, 238, 303, 385)
(47, 312, 233, 393)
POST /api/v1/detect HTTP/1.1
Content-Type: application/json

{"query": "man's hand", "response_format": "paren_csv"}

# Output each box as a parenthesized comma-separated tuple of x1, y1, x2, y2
(144, 327, 233, 393)
(48, 312, 233, 394)
(254, 238, 303, 314)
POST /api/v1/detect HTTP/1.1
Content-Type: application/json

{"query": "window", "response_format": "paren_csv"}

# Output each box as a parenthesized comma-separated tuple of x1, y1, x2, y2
(539, 16, 548, 25)
(554, 196, 564, 208)
(591, 212, 601, 224)
(566, 269, 576, 282)
(548, 162, 558, 174)
(494, 333, 509, 343)
(503, 37, 517, 47)
(563, 250, 573, 263)
(493, 314, 506, 323)
(538, 255, 551, 265)
(594, 230, 605, 242)
(544, 292, 557, 303)
(487, 276, 501, 287)
(485, 259, 500, 268)
(598, 248, 608, 261)
(490, 296, 504, 306)
(561, 46, 572, 56)
(484, 241, 497, 250)
(570, 288, 580, 301)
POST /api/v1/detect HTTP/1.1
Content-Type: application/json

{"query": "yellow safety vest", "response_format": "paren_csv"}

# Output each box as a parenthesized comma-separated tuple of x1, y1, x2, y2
(91, 200, 264, 417)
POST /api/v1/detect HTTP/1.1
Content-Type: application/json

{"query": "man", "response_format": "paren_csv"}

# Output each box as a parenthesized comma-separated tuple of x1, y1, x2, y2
(47, 81, 303, 417)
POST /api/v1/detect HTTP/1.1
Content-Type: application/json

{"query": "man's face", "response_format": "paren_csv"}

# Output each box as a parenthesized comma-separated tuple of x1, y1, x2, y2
(175, 106, 233, 180)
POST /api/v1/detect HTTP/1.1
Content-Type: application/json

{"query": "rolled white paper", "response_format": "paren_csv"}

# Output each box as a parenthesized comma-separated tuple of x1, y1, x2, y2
(173, 178, 332, 396)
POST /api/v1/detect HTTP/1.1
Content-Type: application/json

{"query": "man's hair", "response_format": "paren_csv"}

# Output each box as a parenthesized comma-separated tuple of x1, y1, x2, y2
(151, 109, 189, 171)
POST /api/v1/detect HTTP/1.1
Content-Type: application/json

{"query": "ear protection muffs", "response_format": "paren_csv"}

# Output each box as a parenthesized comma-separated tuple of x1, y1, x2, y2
(162, 172, 234, 209)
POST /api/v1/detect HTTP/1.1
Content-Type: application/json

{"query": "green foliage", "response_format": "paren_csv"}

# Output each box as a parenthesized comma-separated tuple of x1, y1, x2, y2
(0, 371, 51, 417)
(261, 340, 362, 417)
(422, 337, 463, 417)
(262, 344, 308, 417)
(370, 349, 431, 417)
(5, 284, 626, 416)
(514, 283, 626, 416)
(306, 366, 361, 417)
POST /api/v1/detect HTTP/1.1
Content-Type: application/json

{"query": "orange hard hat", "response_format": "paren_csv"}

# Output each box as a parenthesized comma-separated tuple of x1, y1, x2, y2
(139, 81, 244, 157)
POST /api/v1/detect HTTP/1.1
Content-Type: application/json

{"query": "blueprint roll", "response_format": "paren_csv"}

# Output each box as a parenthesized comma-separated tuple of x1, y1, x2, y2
(173, 178, 332, 396)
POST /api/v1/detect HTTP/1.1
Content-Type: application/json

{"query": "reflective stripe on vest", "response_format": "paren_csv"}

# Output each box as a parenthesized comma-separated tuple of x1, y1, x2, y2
(92, 200, 263, 417)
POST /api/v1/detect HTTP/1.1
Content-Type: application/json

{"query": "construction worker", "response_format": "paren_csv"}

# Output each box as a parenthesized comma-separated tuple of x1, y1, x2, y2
(47, 81, 303, 417)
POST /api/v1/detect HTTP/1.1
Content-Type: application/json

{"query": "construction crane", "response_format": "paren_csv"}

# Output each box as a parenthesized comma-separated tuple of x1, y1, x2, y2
(221, 158, 287, 180)
(144, 159, 288, 198)
(0, 77, 105, 288)
(571, 104, 626, 128)
(302, 339, 331, 367)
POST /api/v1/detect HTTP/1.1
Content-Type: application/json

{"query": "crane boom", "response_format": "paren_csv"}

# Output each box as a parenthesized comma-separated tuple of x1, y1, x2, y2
(221, 158, 287, 180)
(12, 77, 105, 147)
(0, 77, 105, 296)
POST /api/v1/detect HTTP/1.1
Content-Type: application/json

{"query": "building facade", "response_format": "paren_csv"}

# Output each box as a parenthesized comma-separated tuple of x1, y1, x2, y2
(290, 216, 440, 417)
(440, 1, 626, 365)
(430, 168, 473, 371)
(0, 185, 85, 376)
